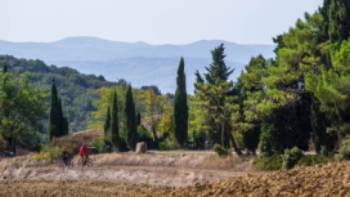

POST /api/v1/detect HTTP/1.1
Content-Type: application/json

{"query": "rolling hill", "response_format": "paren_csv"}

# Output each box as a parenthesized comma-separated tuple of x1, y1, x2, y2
(0, 37, 275, 93)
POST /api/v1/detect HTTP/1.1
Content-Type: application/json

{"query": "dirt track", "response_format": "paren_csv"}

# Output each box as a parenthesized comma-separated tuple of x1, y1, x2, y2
(1, 152, 349, 196)
(1, 161, 350, 197)
(0, 151, 252, 187)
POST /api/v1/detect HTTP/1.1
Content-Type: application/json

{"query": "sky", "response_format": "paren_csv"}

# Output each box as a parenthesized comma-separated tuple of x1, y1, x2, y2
(0, 0, 323, 45)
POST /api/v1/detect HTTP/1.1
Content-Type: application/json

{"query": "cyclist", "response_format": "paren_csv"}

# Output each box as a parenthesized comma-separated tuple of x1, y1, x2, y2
(79, 143, 89, 166)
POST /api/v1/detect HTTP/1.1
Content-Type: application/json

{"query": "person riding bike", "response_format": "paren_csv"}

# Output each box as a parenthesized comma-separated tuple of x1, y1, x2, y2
(79, 143, 89, 166)
(61, 150, 72, 167)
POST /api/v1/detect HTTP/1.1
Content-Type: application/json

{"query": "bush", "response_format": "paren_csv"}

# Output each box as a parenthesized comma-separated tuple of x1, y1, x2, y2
(91, 136, 106, 153)
(158, 139, 177, 150)
(297, 155, 330, 167)
(253, 155, 283, 171)
(32, 145, 62, 162)
(282, 147, 304, 170)
(335, 138, 350, 161)
(213, 144, 230, 156)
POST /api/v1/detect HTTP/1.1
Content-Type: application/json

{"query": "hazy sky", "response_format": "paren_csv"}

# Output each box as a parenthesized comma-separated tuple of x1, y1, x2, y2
(0, 0, 323, 44)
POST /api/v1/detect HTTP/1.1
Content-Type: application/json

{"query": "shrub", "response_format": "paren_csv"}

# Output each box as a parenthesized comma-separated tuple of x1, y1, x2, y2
(91, 136, 106, 153)
(335, 138, 350, 161)
(282, 147, 304, 170)
(213, 144, 230, 156)
(297, 155, 330, 167)
(253, 155, 283, 171)
(32, 145, 62, 162)
(158, 139, 177, 150)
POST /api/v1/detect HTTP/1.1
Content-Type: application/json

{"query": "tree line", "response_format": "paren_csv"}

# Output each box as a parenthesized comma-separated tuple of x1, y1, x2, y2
(1, 0, 350, 157)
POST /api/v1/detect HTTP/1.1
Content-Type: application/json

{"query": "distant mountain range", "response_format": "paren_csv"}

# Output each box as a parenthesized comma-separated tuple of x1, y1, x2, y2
(0, 36, 275, 93)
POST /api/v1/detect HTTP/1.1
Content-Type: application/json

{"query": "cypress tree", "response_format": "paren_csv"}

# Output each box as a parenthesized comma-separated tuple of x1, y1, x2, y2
(111, 91, 119, 149)
(125, 85, 138, 150)
(48, 80, 59, 141)
(48, 80, 69, 141)
(104, 107, 111, 141)
(173, 57, 188, 148)
(137, 112, 141, 126)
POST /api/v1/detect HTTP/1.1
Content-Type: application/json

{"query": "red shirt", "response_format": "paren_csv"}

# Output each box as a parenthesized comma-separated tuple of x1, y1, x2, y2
(80, 145, 88, 155)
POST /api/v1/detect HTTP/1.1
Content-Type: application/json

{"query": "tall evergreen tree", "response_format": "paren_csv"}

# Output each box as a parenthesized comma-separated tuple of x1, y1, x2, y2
(104, 106, 111, 140)
(110, 90, 119, 149)
(125, 85, 138, 150)
(48, 81, 59, 141)
(48, 80, 69, 141)
(205, 43, 234, 85)
(173, 57, 188, 148)
(136, 112, 141, 126)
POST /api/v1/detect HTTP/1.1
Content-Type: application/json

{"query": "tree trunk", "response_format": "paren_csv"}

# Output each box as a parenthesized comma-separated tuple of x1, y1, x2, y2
(229, 132, 242, 156)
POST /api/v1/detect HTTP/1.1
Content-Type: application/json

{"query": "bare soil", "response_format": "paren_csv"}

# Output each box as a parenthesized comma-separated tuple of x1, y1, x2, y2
(1, 152, 348, 196)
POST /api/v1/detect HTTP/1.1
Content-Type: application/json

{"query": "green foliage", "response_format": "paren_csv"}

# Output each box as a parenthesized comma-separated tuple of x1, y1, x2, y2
(111, 91, 120, 150)
(322, 0, 350, 41)
(0, 55, 114, 132)
(125, 85, 138, 150)
(335, 138, 350, 161)
(213, 144, 230, 157)
(189, 130, 206, 150)
(173, 57, 188, 148)
(48, 81, 69, 141)
(91, 136, 107, 153)
(0, 71, 46, 153)
(297, 155, 330, 167)
(32, 145, 62, 163)
(282, 147, 304, 170)
(253, 155, 283, 171)
(104, 107, 111, 141)
(204, 43, 233, 84)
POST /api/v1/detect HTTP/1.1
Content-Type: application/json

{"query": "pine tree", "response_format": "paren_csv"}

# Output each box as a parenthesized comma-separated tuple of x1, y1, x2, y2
(110, 90, 119, 149)
(104, 107, 111, 141)
(205, 43, 234, 85)
(125, 85, 138, 150)
(322, 0, 350, 41)
(173, 57, 188, 148)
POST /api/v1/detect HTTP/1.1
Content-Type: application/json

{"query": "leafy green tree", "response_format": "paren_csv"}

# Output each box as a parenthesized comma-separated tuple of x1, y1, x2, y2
(173, 57, 188, 148)
(0, 72, 46, 153)
(125, 85, 138, 150)
(111, 90, 120, 149)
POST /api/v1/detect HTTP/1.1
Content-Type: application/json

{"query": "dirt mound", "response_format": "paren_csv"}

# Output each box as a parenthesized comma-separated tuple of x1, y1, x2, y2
(53, 129, 102, 154)
(1, 160, 350, 196)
